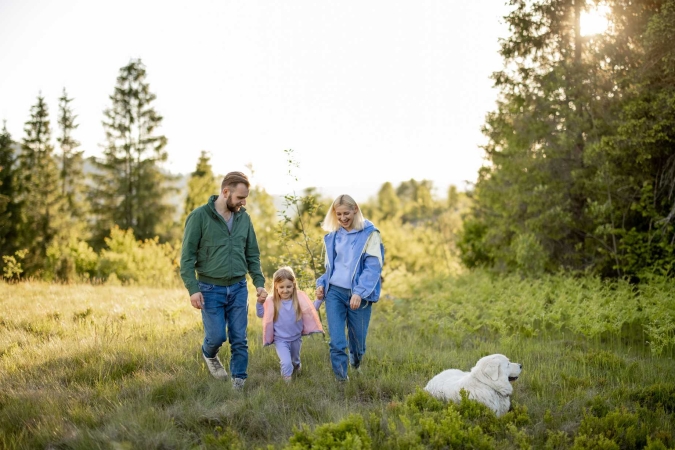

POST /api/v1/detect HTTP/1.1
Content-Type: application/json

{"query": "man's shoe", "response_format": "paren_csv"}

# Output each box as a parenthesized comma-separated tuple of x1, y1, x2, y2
(202, 352, 228, 379)
(232, 378, 246, 391)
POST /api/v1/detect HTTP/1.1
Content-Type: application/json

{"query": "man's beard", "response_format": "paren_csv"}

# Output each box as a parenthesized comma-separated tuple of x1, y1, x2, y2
(226, 195, 239, 212)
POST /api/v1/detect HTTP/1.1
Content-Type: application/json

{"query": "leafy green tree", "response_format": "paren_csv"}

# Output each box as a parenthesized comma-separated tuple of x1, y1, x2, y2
(395, 179, 438, 223)
(0, 122, 20, 262)
(90, 59, 175, 247)
(269, 150, 326, 291)
(17, 95, 66, 274)
(247, 185, 279, 278)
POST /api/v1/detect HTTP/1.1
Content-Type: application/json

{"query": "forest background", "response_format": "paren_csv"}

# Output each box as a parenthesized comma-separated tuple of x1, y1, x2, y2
(1, 0, 674, 284)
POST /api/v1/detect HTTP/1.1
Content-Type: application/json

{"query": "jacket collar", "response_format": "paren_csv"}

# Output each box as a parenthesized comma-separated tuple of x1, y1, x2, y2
(207, 195, 246, 217)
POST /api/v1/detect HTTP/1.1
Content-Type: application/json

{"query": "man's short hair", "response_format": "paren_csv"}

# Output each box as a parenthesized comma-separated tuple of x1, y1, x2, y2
(221, 171, 250, 191)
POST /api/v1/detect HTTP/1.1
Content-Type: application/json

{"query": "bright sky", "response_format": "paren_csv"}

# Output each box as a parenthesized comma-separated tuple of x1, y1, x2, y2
(0, 0, 510, 202)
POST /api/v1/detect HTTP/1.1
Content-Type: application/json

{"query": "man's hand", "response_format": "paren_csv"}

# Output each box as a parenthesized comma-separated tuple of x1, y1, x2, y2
(349, 293, 362, 310)
(190, 292, 204, 310)
(315, 286, 324, 300)
(256, 287, 268, 303)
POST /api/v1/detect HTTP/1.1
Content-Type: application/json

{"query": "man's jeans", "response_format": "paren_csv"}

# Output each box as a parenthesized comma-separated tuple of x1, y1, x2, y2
(199, 279, 249, 379)
(324, 284, 372, 380)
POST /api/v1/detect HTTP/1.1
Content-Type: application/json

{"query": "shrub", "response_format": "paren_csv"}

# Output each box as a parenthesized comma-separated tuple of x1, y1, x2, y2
(286, 414, 372, 449)
(96, 226, 180, 286)
(45, 238, 98, 282)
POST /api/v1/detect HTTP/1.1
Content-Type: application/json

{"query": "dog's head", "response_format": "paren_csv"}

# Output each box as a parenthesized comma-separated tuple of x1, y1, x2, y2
(471, 354, 522, 396)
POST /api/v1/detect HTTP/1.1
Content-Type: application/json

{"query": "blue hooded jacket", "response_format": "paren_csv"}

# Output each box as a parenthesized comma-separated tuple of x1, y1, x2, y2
(316, 219, 383, 302)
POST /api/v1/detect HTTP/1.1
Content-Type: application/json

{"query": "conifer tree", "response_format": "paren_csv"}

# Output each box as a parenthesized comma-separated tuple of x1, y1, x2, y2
(17, 95, 66, 273)
(56, 88, 86, 226)
(91, 59, 175, 247)
(377, 182, 401, 220)
(182, 150, 217, 225)
(0, 121, 19, 259)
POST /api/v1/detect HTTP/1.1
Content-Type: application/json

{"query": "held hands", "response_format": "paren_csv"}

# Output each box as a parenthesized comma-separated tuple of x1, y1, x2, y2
(190, 292, 204, 310)
(315, 286, 324, 300)
(256, 287, 268, 303)
(350, 293, 362, 310)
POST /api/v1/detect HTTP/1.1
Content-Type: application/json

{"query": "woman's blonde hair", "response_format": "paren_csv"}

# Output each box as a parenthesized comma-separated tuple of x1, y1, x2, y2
(321, 194, 365, 232)
(272, 266, 301, 322)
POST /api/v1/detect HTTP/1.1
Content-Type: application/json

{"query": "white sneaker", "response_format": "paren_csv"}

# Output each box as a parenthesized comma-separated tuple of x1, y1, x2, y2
(232, 378, 246, 390)
(202, 352, 228, 379)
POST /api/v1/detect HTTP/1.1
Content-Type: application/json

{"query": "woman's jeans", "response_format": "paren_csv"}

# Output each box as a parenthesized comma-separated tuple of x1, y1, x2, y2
(199, 279, 249, 379)
(324, 284, 372, 380)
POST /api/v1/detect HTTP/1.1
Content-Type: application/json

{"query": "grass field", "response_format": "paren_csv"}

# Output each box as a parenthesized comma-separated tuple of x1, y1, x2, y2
(1, 273, 674, 449)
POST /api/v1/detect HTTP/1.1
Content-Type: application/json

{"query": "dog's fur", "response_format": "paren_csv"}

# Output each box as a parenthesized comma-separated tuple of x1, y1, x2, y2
(424, 354, 522, 417)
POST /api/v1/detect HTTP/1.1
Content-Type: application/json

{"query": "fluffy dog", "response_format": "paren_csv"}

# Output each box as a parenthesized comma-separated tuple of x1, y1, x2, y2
(424, 354, 522, 417)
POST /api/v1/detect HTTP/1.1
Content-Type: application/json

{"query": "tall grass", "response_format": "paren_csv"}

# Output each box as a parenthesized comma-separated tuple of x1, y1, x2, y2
(1, 273, 674, 449)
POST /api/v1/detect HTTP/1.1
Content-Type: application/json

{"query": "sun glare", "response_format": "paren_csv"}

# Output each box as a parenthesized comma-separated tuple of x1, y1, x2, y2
(580, 4, 611, 36)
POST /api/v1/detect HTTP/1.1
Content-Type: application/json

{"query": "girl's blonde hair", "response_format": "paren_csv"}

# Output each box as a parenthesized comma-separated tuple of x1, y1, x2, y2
(321, 194, 365, 232)
(272, 266, 302, 322)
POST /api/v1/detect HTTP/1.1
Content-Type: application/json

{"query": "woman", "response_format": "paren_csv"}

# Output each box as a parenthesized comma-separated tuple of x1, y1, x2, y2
(315, 194, 384, 381)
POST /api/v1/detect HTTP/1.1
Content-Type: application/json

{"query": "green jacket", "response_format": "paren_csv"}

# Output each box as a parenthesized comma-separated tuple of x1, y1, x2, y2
(180, 195, 265, 296)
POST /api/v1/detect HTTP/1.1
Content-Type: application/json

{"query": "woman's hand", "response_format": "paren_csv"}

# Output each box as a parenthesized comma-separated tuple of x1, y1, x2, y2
(315, 286, 324, 300)
(349, 293, 362, 310)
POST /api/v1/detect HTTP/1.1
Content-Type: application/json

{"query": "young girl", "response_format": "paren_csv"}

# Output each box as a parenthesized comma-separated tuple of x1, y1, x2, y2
(315, 194, 384, 381)
(256, 266, 324, 381)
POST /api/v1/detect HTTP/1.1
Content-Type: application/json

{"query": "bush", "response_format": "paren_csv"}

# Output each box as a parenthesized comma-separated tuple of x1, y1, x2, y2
(45, 239, 98, 282)
(96, 226, 180, 286)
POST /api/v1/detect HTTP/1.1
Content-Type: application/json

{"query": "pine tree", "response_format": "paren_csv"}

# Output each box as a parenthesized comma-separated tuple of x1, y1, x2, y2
(0, 121, 19, 259)
(56, 88, 86, 226)
(459, 0, 674, 277)
(377, 182, 401, 220)
(17, 95, 66, 273)
(91, 59, 175, 247)
(182, 150, 218, 225)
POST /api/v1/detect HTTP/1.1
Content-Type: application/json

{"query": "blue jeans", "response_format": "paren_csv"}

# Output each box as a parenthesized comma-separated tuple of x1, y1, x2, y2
(199, 279, 249, 379)
(324, 284, 372, 379)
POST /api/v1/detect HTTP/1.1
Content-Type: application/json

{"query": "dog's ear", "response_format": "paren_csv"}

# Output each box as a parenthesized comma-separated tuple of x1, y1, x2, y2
(483, 361, 500, 381)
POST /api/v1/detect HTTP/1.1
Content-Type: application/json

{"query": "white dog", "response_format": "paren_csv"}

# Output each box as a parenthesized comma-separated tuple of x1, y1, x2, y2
(424, 354, 522, 417)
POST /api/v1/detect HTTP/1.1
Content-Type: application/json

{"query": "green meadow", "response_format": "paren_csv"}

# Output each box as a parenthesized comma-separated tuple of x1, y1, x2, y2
(1, 272, 674, 449)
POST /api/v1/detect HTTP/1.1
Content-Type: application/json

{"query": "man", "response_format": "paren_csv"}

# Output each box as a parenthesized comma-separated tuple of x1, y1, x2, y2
(180, 171, 267, 390)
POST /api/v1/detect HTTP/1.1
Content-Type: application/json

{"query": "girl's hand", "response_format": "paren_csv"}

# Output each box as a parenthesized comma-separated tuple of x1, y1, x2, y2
(349, 294, 362, 310)
(315, 286, 324, 300)
(256, 287, 268, 303)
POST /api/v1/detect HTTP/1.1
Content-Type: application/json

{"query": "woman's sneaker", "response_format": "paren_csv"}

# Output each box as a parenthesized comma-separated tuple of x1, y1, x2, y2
(202, 352, 228, 379)
(293, 363, 302, 376)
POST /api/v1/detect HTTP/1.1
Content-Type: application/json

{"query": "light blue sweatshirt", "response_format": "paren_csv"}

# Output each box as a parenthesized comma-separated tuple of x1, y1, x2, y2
(256, 299, 323, 342)
(329, 227, 361, 289)
(316, 219, 384, 302)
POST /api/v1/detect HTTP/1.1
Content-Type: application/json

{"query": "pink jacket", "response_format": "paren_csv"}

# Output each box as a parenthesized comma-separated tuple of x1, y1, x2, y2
(262, 290, 324, 346)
